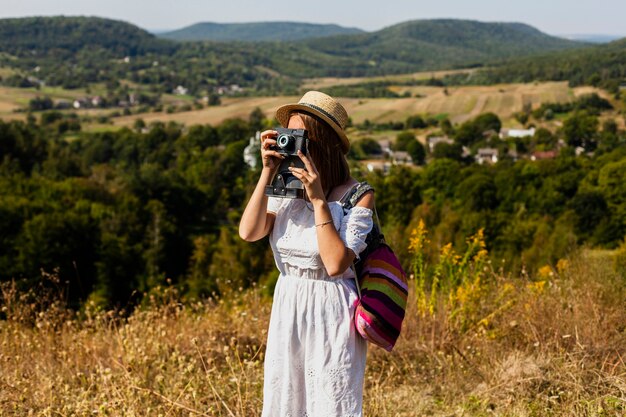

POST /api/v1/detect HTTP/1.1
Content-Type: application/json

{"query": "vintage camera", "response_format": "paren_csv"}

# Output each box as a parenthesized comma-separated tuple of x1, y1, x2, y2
(265, 128, 309, 199)
(269, 128, 308, 156)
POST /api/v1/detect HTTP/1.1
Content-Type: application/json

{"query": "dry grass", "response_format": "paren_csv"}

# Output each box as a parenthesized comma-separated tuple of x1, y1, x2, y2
(0, 80, 616, 132)
(0, 250, 625, 416)
(301, 69, 476, 90)
(107, 82, 610, 130)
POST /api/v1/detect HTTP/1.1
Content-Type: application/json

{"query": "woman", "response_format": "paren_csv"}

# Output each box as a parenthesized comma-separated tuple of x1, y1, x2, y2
(239, 91, 374, 416)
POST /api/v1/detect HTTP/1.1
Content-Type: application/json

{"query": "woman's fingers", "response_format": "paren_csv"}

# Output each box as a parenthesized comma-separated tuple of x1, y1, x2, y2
(288, 167, 308, 182)
(297, 150, 318, 174)
(262, 138, 277, 149)
(260, 129, 277, 140)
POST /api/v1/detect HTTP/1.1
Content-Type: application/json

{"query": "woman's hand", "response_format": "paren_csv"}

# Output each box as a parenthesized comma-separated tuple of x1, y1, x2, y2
(288, 150, 326, 204)
(260, 129, 284, 171)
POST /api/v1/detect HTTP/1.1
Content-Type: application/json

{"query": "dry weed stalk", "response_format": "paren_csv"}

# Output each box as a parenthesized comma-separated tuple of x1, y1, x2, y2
(0, 236, 624, 416)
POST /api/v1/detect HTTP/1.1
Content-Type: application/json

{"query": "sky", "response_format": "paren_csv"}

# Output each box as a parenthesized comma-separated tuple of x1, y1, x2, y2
(1, 0, 625, 36)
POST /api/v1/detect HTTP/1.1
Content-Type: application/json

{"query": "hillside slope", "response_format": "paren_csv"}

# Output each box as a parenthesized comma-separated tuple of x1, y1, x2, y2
(466, 37, 626, 89)
(299, 19, 587, 74)
(160, 21, 364, 41)
(0, 16, 175, 57)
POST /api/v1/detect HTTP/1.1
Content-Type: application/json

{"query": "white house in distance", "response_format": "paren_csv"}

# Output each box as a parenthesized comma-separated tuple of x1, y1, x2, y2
(244, 132, 261, 169)
(475, 148, 499, 164)
(500, 127, 536, 139)
(427, 136, 454, 153)
(173, 85, 189, 96)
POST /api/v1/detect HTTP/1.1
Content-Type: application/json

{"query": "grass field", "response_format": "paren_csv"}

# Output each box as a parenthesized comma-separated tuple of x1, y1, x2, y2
(107, 82, 609, 130)
(301, 68, 476, 90)
(1, 247, 624, 416)
(0, 79, 616, 132)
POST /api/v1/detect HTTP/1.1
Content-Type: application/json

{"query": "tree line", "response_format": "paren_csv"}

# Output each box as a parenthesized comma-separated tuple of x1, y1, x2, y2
(1, 103, 625, 310)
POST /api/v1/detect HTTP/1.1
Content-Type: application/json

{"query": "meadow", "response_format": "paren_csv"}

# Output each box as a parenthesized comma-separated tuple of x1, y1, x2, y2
(1, 227, 624, 416)
(0, 78, 613, 131)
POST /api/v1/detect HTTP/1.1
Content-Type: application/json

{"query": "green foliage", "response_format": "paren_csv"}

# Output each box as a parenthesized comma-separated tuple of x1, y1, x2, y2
(0, 17, 592, 95)
(562, 111, 599, 150)
(160, 21, 364, 42)
(455, 112, 501, 146)
(394, 131, 416, 151)
(1, 108, 625, 309)
(470, 40, 626, 92)
(349, 138, 382, 160)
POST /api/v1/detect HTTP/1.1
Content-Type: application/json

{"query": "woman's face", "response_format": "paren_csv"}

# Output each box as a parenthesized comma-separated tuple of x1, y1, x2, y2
(287, 114, 306, 130)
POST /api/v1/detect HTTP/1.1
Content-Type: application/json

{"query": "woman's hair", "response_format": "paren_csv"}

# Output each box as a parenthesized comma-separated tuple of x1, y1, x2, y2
(292, 111, 350, 196)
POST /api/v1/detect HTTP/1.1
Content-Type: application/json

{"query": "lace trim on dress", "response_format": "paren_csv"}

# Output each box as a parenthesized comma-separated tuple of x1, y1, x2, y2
(339, 206, 373, 259)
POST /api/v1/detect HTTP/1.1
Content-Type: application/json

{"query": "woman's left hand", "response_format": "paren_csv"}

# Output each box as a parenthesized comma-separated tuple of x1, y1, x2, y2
(289, 150, 325, 204)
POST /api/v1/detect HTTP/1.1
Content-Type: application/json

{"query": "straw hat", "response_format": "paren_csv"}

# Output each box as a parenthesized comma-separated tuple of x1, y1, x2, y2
(275, 91, 350, 154)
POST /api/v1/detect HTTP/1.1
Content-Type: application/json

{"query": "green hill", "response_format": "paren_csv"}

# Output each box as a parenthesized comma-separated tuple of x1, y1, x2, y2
(0, 16, 175, 57)
(0, 16, 598, 93)
(298, 19, 586, 74)
(464, 37, 626, 91)
(160, 21, 364, 42)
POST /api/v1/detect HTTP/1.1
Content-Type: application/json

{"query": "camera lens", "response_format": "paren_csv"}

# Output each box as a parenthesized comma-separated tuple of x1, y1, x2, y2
(277, 134, 292, 149)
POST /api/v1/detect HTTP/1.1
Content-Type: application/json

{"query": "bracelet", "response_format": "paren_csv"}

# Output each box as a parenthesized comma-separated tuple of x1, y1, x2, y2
(315, 219, 333, 228)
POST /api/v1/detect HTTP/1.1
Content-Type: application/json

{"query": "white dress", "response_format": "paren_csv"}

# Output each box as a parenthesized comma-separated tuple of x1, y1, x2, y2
(262, 196, 373, 417)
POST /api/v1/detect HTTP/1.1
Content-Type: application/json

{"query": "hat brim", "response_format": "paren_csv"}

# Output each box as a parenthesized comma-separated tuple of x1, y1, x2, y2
(275, 103, 350, 154)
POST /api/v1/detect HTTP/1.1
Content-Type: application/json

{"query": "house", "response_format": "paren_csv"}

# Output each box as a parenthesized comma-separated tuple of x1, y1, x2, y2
(530, 150, 558, 161)
(216, 84, 244, 95)
(365, 160, 390, 173)
(243, 132, 261, 168)
(475, 148, 499, 164)
(500, 128, 536, 139)
(91, 96, 104, 107)
(427, 136, 454, 153)
(73, 98, 90, 109)
(173, 85, 188, 96)
(55, 100, 72, 109)
(388, 151, 413, 165)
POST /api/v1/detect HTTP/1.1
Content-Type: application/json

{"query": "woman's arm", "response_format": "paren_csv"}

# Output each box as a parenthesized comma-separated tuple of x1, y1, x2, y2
(312, 191, 374, 276)
(288, 150, 375, 276)
(238, 130, 283, 242)
(238, 168, 277, 242)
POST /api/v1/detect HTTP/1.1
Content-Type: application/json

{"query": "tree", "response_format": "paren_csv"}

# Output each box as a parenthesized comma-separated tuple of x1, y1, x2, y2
(248, 107, 266, 132)
(432, 142, 463, 161)
(394, 131, 416, 151)
(405, 115, 426, 129)
(562, 110, 599, 150)
(407, 140, 426, 165)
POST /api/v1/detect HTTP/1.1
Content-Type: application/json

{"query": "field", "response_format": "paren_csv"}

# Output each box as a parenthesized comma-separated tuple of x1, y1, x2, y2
(1, 245, 624, 416)
(111, 82, 608, 129)
(0, 79, 613, 131)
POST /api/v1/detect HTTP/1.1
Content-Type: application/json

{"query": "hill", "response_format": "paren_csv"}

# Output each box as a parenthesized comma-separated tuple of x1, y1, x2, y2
(0, 16, 175, 57)
(297, 19, 586, 75)
(0, 16, 595, 93)
(160, 21, 364, 42)
(464, 37, 626, 91)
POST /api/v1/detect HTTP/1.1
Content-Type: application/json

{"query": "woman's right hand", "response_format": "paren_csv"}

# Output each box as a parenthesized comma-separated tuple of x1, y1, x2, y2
(260, 129, 284, 171)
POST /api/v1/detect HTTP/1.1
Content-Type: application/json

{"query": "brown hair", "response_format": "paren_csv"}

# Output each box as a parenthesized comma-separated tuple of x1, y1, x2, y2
(292, 111, 350, 197)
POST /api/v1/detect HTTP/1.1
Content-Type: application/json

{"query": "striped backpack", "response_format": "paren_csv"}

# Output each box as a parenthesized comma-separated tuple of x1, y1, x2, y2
(342, 182, 408, 352)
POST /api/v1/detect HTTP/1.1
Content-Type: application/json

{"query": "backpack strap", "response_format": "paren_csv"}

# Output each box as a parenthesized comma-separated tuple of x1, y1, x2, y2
(341, 181, 374, 211)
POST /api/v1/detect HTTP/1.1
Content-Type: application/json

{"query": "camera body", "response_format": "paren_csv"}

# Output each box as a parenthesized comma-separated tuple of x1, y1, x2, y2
(269, 128, 309, 156)
(265, 128, 310, 199)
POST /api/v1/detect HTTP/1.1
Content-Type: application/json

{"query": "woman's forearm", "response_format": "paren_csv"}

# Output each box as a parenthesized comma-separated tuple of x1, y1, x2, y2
(239, 168, 276, 242)
(312, 200, 354, 276)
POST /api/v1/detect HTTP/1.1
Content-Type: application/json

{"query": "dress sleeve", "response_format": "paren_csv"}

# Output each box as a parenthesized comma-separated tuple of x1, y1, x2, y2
(340, 206, 374, 259)
(266, 196, 284, 214)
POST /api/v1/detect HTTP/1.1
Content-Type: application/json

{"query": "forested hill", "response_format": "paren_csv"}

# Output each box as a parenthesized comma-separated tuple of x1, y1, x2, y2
(160, 21, 364, 42)
(300, 19, 586, 72)
(0, 16, 595, 91)
(0, 16, 175, 57)
(465, 37, 626, 91)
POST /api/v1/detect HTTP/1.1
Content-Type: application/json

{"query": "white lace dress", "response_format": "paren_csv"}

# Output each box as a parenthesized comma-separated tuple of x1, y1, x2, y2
(262, 196, 373, 417)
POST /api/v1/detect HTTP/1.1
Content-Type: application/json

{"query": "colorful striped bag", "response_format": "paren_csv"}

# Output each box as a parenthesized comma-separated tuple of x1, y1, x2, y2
(342, 182, 409, 352)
